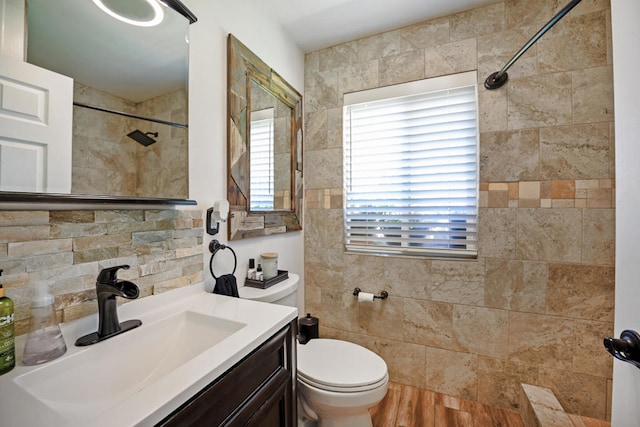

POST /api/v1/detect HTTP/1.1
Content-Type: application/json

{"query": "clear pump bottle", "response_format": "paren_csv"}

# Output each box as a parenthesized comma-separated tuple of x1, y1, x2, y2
(22, 281, 67, 366)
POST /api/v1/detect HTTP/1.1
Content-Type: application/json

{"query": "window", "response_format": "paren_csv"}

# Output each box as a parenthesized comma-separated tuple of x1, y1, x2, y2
(343, 72, 478, 258)
(250, 108, 275, 210)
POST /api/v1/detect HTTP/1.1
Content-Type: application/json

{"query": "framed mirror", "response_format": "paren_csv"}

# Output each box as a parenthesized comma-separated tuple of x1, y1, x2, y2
(227, 35, 303, 240)
(0, 0, 196, 202)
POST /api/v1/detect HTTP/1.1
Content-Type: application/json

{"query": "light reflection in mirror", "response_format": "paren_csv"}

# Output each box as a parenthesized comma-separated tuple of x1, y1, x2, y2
(250, 108, 275, 210)
(248, 79, 292, 212)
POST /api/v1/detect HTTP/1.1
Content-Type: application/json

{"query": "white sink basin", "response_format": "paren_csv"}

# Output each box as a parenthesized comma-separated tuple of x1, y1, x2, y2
(14, 310, 246, 420)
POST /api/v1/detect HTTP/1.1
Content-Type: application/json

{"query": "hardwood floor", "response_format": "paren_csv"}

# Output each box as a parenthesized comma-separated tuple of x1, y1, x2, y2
(370, 382, 525, 427)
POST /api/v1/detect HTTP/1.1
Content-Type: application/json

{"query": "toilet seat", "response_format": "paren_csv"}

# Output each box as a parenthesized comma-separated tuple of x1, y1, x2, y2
(297, 339, 388, 393)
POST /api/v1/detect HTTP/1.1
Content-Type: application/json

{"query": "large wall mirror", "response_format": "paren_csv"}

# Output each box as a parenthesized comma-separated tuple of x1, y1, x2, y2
(3, 0, 196, 202)
(227, 35, 303, 240)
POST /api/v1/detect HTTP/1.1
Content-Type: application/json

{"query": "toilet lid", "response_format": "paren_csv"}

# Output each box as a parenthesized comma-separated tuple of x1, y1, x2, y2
(297, 339, 387, 391)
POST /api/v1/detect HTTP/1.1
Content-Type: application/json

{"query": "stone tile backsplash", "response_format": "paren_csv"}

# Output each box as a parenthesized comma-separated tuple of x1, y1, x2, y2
(0, 209, 203, 336)
(303, 0, 614, 420)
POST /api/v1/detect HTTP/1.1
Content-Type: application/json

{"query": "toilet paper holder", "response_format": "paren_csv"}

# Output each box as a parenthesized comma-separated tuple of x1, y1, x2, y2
(352, 287, 388, 300)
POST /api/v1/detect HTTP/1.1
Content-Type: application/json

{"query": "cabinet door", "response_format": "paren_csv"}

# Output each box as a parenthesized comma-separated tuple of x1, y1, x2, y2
(157, 322, 294, 427)
(229, 369, 290, 427)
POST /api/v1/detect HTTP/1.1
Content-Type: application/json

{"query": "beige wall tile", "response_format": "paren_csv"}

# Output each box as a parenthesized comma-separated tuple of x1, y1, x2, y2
(546, 263, 614, 322)
(572, 66, 614, 124)
(478, 88, 508, 136)
(450, 3, 505, 41)
(338, 60, 379, 94)
(538, 11, 608, 73)
(343, 253, 386, 292)
(539, 368, 609, 420)
(304, 110, 327, 151)
(0, 226, 50, 243)
(326, 107, 344, 149)
(358, 294, 405, 338)
(572, 319, 614, 378)
(304, 147, 342, 189)
(480, 129, 540, 182)
(319, 41, 358, 71)
(319, 287, 360, 333)
(477, 208, 516, 259)
(424, 38, 477, 79)
(477, 25, 539, 83)
(582, 209, 614, 266)
(505, 0, 589, 29)
(515, 209, 582, 263)
(399, 17, 450, 50)
(402, 298, 455, 349)
(430, 259, 485, 305)
(305, 69, 339, 113)
(382, 256, 431, 300)
(485, 259, 547, 313)
(478, 357, 539, 410)
(508, 73, 573, 129)
(540, 123, 611, 180)
(0, 211, 49, 227)
(453, 305, 509, 359)
(8, 238, 73, 258)
(379, 50, 426, 87)
(426, 347, 478, 401)
(357, 30, 409, 63)
(508, 311, 574, 370)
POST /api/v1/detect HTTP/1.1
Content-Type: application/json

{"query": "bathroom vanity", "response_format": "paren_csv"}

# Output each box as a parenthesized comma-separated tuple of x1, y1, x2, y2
(159, 321, 295, 426)
(0, 282, 298, 426)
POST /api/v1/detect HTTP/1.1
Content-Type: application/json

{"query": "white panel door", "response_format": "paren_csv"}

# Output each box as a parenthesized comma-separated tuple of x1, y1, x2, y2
(611, 1, 640, 425)
(0, 54, 72, 193)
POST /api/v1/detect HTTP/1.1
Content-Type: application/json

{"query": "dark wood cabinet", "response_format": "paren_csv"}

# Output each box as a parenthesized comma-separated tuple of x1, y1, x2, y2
(157, 320, 296, 427)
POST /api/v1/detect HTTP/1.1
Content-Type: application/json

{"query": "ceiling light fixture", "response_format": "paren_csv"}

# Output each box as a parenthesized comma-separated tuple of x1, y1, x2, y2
(92, 0, 164, 27)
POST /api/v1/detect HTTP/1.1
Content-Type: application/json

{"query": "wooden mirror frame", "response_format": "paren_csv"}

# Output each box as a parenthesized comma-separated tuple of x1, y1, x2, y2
(227, 34, 303, 240)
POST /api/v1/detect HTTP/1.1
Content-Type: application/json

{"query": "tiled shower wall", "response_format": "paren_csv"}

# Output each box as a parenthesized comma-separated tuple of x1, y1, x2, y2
(303, 0, 614, 420)
(0, 209, 203, 336)
(72, 83, 188, 198)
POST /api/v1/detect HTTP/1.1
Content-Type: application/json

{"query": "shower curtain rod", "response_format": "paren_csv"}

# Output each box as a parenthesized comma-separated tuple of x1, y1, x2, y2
(484, 0, 582, 90)
(73, 102, 188, 129)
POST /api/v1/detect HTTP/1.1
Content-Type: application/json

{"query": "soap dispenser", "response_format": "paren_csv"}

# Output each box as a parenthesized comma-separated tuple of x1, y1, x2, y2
(22, 281, 67, 366)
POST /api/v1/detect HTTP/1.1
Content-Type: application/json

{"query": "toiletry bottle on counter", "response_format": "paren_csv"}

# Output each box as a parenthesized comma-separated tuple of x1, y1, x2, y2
(22, 280, 67, 366)
(0, 270, 15, 375)
(247, 258, 257, 280)
(256, 264, 263, 281)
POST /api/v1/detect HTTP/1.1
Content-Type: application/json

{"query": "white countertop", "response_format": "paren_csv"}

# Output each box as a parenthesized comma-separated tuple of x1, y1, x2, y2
(0, 282, 298, 426)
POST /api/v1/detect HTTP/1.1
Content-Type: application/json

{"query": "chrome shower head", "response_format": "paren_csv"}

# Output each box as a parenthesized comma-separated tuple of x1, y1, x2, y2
(127, 130, 158, 146)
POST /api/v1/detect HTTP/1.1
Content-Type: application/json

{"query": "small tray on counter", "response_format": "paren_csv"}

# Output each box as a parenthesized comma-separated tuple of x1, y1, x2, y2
(245, 270, 289, 289)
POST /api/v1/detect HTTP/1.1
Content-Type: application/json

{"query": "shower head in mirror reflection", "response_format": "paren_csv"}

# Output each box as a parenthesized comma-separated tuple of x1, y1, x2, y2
(127, 130, 158, 146)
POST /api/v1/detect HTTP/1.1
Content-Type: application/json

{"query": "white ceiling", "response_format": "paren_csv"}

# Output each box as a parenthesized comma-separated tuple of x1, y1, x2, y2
(261, 0, 501, 52)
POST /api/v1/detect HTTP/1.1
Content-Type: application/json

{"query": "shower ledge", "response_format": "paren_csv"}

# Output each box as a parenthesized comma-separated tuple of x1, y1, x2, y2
(519, 383, 610, 427)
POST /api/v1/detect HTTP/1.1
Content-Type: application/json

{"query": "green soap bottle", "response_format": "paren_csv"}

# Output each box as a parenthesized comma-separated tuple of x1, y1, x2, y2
(0, 270, 15, 375)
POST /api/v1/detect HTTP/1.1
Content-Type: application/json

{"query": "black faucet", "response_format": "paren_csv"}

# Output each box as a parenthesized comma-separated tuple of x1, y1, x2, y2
(75, 265, 142, 346)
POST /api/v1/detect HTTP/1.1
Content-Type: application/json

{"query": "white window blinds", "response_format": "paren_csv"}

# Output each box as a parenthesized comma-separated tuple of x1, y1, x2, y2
(250, 108, 275, 210)
(343, 72, 478, 258)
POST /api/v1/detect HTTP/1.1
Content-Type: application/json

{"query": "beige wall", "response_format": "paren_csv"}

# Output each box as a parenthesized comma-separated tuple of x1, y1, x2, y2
(303, 0, 614, 420)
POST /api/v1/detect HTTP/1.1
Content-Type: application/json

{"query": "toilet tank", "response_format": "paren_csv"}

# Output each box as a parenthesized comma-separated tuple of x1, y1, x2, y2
(238, 273, 299, 307)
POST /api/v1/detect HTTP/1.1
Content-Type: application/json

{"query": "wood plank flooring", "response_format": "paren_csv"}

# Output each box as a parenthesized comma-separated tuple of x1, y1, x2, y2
(369, 382, 525, 427)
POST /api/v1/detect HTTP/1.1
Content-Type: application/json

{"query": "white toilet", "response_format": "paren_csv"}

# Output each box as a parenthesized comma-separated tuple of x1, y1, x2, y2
(239, 274, 389, 427)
